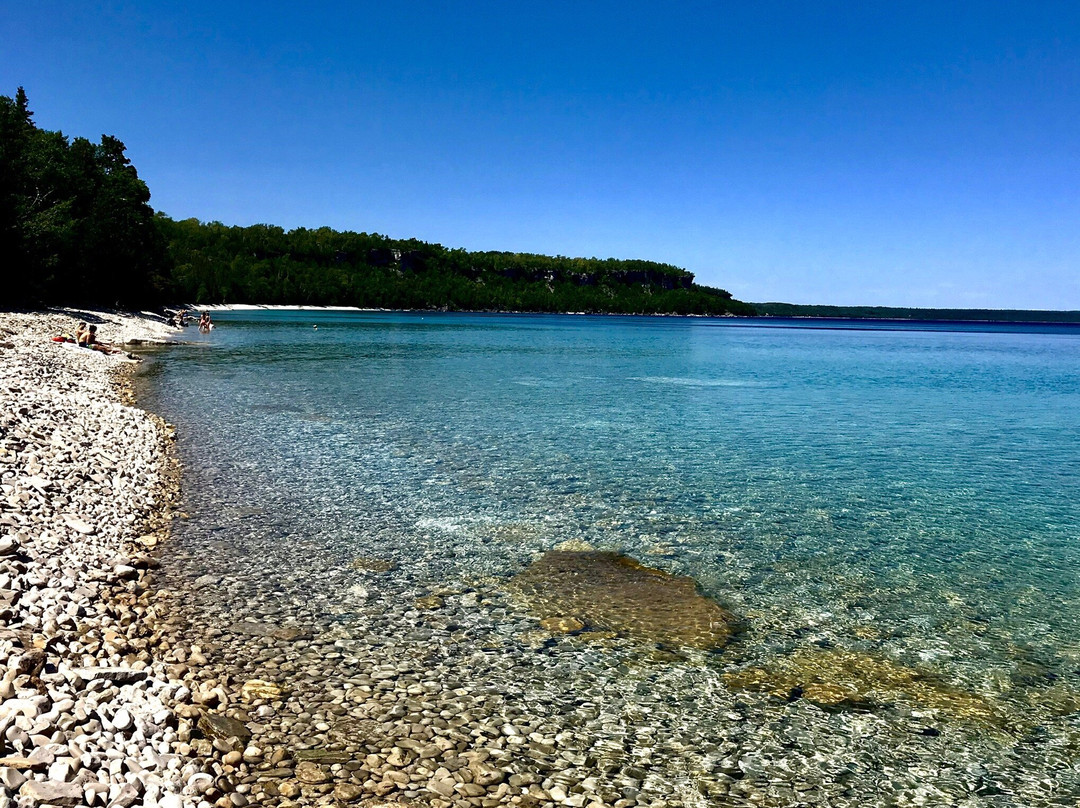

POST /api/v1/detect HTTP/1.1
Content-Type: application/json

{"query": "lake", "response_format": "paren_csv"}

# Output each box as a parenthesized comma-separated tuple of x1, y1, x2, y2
(140, 311, 1080, 807)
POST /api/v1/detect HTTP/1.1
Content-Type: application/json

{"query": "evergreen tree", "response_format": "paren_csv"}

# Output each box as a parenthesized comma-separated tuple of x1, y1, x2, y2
(0, 87, 167, 307)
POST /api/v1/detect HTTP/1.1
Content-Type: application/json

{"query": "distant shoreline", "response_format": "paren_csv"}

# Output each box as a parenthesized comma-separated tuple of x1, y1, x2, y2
(195, 303, 374, 311)
(191, 304, 737, 318)
(192, 303, 1080, 326)
(752, 302, 1080, 325)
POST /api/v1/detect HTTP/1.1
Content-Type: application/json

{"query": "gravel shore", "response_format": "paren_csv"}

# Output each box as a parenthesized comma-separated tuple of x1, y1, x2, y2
(0, 309, 216, 808)
(9, 309, 1075, 808)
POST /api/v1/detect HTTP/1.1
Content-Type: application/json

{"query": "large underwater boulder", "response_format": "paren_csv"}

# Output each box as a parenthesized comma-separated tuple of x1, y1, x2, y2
(510, 550, 739, 651)
(723, 649, 1002, 725)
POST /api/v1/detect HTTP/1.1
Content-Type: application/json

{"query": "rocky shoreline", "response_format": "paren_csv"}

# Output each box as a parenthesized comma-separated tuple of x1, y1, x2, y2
(7, 309, 1077, 808)
(0, 309, 216, 808)
(3, 310, 684, 808)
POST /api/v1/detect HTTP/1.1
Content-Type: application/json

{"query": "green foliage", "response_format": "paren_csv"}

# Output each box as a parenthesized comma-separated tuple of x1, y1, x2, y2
(1, 88, 167, 307)
(157, 215, 758, 316)
(2, 86, 755, 315)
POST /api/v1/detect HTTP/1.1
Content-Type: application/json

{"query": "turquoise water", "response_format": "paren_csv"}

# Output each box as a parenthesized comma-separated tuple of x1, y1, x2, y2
(143, 312, 1080, 806)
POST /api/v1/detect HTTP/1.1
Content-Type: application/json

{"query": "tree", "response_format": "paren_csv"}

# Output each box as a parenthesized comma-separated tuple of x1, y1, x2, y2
(0, 87, 168, 307)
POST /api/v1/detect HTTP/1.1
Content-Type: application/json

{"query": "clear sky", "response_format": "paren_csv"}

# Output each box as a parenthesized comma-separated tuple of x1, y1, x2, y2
(5, 1, 1080, 308)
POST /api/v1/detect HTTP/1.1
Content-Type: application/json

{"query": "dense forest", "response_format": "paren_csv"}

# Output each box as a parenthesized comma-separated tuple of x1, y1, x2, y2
(159, 216, 754, 315)
(1, 87, 753, 316)
(0, 88, 168, 307)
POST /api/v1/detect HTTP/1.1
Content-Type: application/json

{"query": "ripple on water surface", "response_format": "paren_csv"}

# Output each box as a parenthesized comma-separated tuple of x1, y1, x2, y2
(142, 312, 1080, 806)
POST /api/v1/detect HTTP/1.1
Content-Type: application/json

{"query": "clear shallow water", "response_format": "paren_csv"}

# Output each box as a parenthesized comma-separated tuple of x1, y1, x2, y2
(142, 312, 1080, 806)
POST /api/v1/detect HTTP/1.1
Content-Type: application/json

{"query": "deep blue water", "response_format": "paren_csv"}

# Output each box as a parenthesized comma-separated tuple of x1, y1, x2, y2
(142, 311, 1080, 804)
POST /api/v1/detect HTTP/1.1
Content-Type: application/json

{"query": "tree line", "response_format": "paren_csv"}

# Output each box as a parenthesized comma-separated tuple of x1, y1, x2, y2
(1, 88, 169, 307)
(158, 216, 756, 315)
(1, 87, 754, 316)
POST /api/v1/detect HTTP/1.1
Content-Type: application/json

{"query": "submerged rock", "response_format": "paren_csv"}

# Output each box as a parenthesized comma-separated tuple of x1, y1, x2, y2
(552, 539, 596, 552)
(510, 550, 739, 651)
(293, 748, 352, 764)
(230, 621, 309, 642)
(723, 649, 1002, 724)
(240, 679, 286, 702)
(197, 711, 252, 746)
(540, 616, 586, 634)
(334, 782, 365, 802)
(295, 760, 330, 784)
(351, 556, 397, 573)
(414, 594, 444, 610)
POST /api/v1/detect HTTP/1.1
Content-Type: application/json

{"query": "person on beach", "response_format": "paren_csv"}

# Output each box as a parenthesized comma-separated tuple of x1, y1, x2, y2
(52, 322, 93, 345)
(81, 325, 120, 354)
(83, 325, 104, 348)
(50, 322, 138, 359)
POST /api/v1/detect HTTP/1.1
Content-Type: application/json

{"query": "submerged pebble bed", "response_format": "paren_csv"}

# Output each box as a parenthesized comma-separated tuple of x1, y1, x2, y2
(143, 312, 1080, 807)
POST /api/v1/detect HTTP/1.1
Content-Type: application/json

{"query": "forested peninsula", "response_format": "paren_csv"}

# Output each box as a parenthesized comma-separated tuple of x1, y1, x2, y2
(158, 217, 754, 315)
(1, 88, 753, 316)
(7, 87, 1079, 324)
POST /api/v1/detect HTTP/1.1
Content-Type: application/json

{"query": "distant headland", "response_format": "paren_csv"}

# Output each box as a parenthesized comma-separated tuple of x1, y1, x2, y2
(5, 86, 1079, 324)
(1, 87, 751, 317)
(753, 302, 1080, 324)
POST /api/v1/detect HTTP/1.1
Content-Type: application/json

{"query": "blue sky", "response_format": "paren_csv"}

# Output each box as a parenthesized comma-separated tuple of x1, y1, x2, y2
(5, 1, 1080, 308)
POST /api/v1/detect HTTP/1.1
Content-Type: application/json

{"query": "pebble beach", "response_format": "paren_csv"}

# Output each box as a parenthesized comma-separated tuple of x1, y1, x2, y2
(0, 310, 216, 808)
(2, 311, 715, 808)
(5, 309, 1080, 808)
(2, 311, 701, 808)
